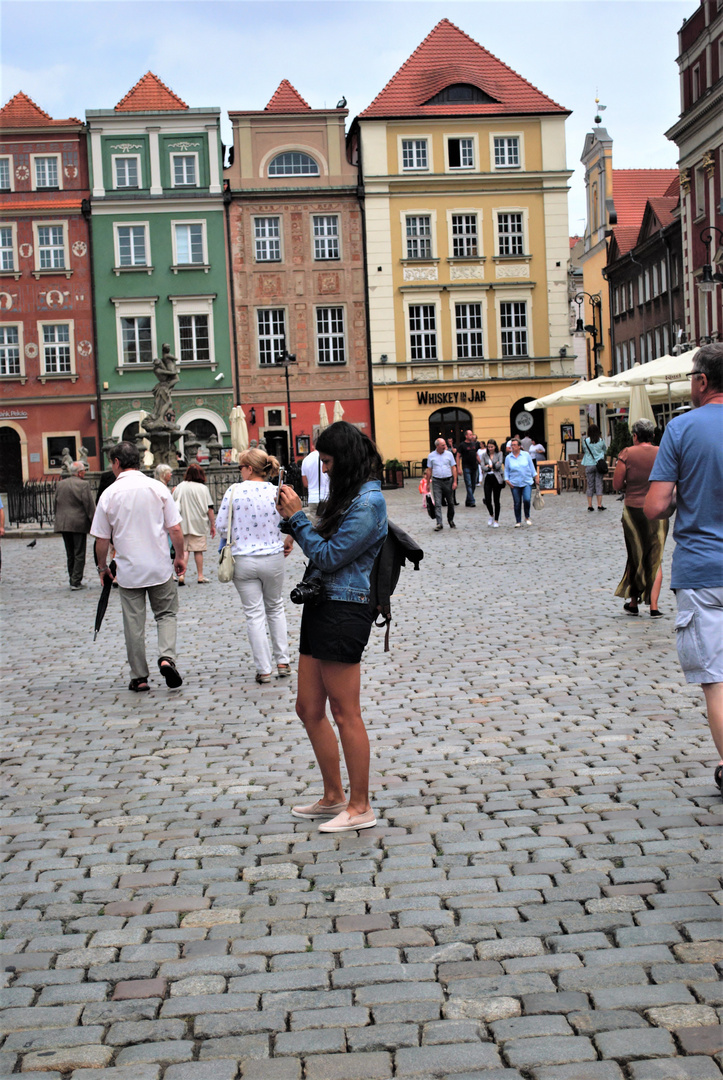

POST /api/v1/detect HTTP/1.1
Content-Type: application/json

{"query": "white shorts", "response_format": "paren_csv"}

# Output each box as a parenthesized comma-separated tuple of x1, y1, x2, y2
(675, 587, 723, 684)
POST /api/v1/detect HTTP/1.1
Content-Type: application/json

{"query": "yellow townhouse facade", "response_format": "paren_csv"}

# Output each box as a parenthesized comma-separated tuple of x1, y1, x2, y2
(350, 19, 579, 463)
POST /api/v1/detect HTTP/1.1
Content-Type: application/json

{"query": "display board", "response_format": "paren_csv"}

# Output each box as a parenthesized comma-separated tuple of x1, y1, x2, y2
(536, 460, 558, 494)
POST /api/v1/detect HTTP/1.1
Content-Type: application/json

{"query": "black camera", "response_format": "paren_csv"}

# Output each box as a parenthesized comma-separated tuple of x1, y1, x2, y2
(290, 578, 325, 605)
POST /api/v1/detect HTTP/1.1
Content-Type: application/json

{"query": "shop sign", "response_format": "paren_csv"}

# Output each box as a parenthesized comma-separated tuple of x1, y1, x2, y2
(0, 408, 28, 419)
(416, 389, 486, 406)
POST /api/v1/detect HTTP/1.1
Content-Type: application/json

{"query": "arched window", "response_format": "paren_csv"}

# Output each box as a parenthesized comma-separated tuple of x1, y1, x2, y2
(268, 152, 319, 177)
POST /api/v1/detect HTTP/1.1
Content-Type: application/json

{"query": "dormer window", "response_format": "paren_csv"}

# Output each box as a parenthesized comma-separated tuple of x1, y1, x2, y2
(268, 152, 319, 176)
(424, 83, 498, 105)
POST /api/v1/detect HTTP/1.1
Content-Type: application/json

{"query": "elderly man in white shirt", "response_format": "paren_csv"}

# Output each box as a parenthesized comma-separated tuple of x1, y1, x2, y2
(91, 441, 186, 692)
(301, 447, 330, 524)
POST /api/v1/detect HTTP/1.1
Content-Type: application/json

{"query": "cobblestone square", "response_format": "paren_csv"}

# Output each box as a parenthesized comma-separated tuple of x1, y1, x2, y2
(1, 486, 721, 1078)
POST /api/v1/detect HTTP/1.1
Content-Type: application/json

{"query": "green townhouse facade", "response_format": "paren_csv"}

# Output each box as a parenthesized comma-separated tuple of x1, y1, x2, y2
(86, 73, 233, 456)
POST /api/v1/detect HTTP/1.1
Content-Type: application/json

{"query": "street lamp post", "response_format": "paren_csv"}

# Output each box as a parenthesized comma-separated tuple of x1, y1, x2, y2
(274, 338, 297, 465)
(573, 291, 604, 379)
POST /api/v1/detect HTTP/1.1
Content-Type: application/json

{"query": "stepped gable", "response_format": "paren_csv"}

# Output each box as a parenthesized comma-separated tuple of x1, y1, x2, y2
(265, 80, 311, 113)
(0, 91, 80, 127)
(360, 18, 568, 118)
(115, 72, 188, 112)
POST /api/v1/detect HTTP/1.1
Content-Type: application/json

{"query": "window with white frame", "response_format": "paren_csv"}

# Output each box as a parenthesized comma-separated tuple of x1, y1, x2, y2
(35, 156, 59, 189)
(37, 224, 66, 269)
(255, 217, 281, 262)
(316, 307, 345, 364)
(114, 156, 140, 189)
(654, 327, 662, 357)
(408, 305, 437, 360)
(116, 225, 148, 267)
(615, 344, 622, 372)
(629, 339, 636, 365)
(660, 259, 667, 293)
(174, 222, 205, 265)
(451, 215, 478, 257)
(42, 324, 72, 373)
(0, 158, 11, 191)
(172, 155, 197, 187)
(313, 216, 339, 260)
(622, 341, 629, 369)
(401, 140, 428, 170)
(0, 325, 21, 376)
(0, 226, 15, 271)
(494, 137, 520, 168)
(637, 272, 644, 304)
(497, 213, 524, 256)
(257, 309, 286, 366)
(406, 216, 432, 259)
(663, 324, 670, 354)
(672, 259, 679, 287)
(628, 282, 634, 309)
(455, 303, 483, 359)
(268, 152, 319, 176)
(646, 331, 654, 362)
(640, 335, 645, 362)
(448, 138, 474, 169)
(652, 263, 659, 297)
(644, 268, 651, 302)
(178, 314, 210, 363)
(613, 287, 620, 316)
(500, 301, 528, 356)
(121, 317, 153, 364)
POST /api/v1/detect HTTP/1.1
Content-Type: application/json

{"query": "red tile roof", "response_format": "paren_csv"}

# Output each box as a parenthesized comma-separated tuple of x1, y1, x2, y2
(360, 19, 568, 118)
(646, 196, 678, 229)
(115, 72, 188, 112)
(0, 91, 81, 128)
(612, 226, 642, 256)
(569, 235, 581, 249)
(664, 174, 680, 198)
(265, 80, 311, 113)
(611, 169, 678, 229)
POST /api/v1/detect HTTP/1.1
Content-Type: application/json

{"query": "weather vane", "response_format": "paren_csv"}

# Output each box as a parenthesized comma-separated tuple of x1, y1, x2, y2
(594, 93, 607, 126)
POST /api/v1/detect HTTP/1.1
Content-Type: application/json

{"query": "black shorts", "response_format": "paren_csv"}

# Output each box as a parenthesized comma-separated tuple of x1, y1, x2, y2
(299, 599, 374, 664)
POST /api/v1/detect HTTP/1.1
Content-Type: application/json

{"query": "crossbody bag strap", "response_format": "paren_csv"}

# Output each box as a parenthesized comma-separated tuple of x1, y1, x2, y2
(224, 484, 236, 549)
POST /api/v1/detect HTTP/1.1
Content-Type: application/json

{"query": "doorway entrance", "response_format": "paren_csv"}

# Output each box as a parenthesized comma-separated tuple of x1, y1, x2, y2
(264, 429, 289, 465)
(509, 397, 546, 449)
(0, 427, 23, 488)
(427, 407, 473, 452)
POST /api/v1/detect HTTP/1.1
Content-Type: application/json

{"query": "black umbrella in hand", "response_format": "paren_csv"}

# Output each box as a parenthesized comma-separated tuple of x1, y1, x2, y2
(94, 560, 117, 641)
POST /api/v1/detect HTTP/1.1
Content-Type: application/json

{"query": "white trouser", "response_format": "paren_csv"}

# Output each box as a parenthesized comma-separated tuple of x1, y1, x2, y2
(232, 551, 289, 674)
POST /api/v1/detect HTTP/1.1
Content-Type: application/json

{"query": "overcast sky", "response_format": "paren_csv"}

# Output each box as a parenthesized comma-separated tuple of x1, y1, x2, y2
(4, 0, 689, 231)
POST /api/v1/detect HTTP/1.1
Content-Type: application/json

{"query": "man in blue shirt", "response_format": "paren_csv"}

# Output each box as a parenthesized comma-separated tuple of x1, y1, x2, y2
(425, 439, 458, 532)
(645, 343, 723, 794)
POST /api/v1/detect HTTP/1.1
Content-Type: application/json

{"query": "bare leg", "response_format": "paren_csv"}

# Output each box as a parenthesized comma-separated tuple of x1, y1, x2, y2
(295, 654, 345, 805)
(650, 566, 663, 611)
(597, 493, 604, 508)
(319, 659, 370, 817)
(702, 683, 723, 761)
(193, 551, 204, 579)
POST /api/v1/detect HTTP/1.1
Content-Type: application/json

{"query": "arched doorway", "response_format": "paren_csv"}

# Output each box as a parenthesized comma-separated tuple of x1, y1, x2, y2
(0, 427, 23, 488)
(428, 407, 473, 451)
(509, 397, 546, 449)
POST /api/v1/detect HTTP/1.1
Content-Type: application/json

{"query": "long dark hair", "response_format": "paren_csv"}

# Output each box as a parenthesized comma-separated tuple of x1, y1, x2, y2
(315, 421, 382, 539)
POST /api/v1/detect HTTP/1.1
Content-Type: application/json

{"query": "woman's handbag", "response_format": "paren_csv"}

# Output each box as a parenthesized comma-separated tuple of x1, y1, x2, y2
(586, 439, 608, 476)
(217, 485, 236, 583)
(532, 487, 544, 511)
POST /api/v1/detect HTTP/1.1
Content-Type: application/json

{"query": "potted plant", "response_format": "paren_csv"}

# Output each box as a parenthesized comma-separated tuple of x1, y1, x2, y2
(383, 458, 405, 489)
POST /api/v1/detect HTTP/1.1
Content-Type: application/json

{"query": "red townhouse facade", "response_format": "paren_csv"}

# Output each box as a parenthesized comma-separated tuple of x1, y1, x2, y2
(0, 93, 99, 487)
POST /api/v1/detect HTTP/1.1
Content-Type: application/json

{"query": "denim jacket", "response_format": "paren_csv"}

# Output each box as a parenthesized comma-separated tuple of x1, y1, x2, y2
(284, 480, 387, 603)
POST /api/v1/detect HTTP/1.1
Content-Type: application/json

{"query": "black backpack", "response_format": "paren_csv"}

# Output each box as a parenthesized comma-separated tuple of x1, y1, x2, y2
(368, 520, 424, 651)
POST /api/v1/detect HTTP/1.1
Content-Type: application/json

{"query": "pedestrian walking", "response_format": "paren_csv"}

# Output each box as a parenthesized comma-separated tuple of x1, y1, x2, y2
(504, 437, 537, 527)
(582, 424, 608, 511)
(172, 464, 216, 584)
(216, 449, 293, 684)
(613, 418, 668, 618)
(277, 421, 388, 833)
(425, 438, 458, 531)
(479, 439, 504, 527)
(456, 429, 480, 507)
(301, 444, 330, 524)
(54, 461, 96, 590)
(91, 441, 185, 692)
(645, 343, 723, 795)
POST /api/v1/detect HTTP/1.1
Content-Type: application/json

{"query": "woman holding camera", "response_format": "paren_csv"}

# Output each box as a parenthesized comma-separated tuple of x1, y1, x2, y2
(277, 421, 388, 834)
(216, 449, 293, 684)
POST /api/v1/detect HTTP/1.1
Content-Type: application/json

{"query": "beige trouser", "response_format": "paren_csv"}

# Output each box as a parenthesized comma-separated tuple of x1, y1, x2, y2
(118, 576, 178, 679)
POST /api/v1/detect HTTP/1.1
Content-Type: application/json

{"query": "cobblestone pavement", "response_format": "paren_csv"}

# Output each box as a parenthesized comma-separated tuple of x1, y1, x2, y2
(1, 486, 722, 1080)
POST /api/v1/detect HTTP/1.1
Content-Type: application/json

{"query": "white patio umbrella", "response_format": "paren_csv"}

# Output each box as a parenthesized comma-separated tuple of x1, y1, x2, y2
(318, 403, 330, 431)
(628, 383, 656, 428)
(599, 349, 699, 387)
(230, 406, 249, 453)
(332, 400, 345, 423)
(524, 376, 632, 411)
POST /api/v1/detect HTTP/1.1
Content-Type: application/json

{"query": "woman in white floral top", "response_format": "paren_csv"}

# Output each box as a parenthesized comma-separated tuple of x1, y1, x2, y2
(216, 449, 294, 683)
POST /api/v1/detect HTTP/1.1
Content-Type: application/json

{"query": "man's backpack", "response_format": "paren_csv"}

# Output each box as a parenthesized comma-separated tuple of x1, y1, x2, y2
(368, 521, 424, 651)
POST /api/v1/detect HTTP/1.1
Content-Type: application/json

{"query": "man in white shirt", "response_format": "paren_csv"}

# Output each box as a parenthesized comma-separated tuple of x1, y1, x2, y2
(301, 447, 330, 523)
(91, 441, 186, 692)
(424, 438, 458, 531)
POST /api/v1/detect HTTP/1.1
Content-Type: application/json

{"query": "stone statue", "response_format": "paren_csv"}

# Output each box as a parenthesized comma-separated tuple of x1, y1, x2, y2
(78, 445, 89, 469)
(143, 344, 181, 432)
(60, 446, 74, 474)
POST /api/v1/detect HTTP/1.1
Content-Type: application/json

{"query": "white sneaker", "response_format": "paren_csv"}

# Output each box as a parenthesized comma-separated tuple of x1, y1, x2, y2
(492, 521, 500, 528)
(488, 517, 494, 526)
(514, 522, 522, 528)
(526, 519, 532, 526)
